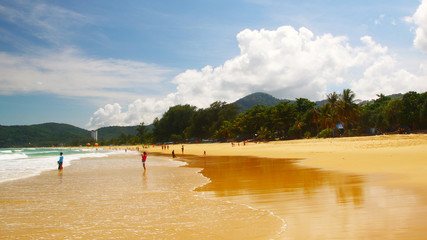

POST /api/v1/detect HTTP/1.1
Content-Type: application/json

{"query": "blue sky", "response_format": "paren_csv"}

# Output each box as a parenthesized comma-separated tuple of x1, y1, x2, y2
(0, 0, 426, 129)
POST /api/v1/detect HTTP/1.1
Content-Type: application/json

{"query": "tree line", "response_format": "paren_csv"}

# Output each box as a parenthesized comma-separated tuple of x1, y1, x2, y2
(134, 90, 427, 144)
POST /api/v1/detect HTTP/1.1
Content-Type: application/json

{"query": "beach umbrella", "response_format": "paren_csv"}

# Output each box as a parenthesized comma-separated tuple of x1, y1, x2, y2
(94, 143, 99, 146)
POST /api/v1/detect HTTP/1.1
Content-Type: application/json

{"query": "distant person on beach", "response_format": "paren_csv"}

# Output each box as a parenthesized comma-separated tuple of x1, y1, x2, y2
(57, 152, 63, 170)
(181, 145, 184, 154)
(172, 150, 176, 158)
(141, 151, 147, 170)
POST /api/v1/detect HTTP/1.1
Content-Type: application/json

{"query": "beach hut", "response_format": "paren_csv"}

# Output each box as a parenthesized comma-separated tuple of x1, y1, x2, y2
(335, 123, 345, 137)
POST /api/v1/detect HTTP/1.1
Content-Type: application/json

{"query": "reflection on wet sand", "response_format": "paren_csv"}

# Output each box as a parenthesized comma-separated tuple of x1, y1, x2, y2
(0, 154, 284, 239)
(183, 155, 427, 239)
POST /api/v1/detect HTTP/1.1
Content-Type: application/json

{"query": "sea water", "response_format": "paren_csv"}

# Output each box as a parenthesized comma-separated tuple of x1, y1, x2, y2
(0, 148, 120, 183)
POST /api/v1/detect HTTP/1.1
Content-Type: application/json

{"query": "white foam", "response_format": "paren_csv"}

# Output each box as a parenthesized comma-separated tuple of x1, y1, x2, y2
(0, 148, 118, 183)
(0, 153, 28, 161)
(0, 150, 13, 153)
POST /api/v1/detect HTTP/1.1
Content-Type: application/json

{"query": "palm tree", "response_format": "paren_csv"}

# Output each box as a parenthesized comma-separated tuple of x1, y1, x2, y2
(326, 92, 340, 136)
(318, 104, 334, 137)
(307, 107, 321, 135)
(293, 114, 306, 138)
(338, 89, 359, 136)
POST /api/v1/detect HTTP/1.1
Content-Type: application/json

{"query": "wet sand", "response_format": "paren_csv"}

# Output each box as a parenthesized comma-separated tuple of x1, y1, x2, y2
(149, 134, 427, 188)
(181, 155, 427, 239)
(145, 134, 427, 239)
(0, 153, 283, 239)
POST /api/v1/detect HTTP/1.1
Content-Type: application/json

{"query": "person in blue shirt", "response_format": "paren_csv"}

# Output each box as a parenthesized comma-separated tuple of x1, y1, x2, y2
(58, 152, 63, 170)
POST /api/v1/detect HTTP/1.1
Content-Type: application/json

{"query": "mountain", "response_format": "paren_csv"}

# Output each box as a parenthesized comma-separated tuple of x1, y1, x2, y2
(234, 92, 287, 112)
(0, 122, 90, 147)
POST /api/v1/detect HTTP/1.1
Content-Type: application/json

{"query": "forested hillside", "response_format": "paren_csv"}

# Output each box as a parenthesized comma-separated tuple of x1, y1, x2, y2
(0, 123, 90, 147)
(0, 124, 143, 147)
(146, 90, 427, 143)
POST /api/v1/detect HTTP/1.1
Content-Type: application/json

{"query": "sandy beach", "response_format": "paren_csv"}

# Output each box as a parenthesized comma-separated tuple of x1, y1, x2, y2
(1, 134, 427, 239)
(147, 134, 427, 188)
(145, 133, 427, 239)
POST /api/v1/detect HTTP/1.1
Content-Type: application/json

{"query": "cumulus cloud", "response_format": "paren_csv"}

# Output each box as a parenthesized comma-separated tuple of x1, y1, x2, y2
(406, 0, 427, 53)
(87, 97, 176, 130)
(87, 25, 427, 129)
(172, 26, 354, 105)
(169, 26, 414, 104)
(347, 36, 426, 99)
(351, 55, 425, 99)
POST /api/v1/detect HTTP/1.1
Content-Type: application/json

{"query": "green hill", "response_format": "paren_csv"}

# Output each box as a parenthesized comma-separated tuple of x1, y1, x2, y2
(0, 122, 90, 147)
(234, 92, 286, 112)
(0, 123, 144, 147)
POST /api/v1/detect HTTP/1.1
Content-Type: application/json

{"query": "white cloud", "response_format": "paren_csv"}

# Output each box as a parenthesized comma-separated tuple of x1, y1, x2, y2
(0, 49, 172, 102)
(172, 26, 354, 105)
(406, 0, 427, 53)
(169, 26, 414, 106)
(351, 55, 426, 99)
(86, 96, 177, 130)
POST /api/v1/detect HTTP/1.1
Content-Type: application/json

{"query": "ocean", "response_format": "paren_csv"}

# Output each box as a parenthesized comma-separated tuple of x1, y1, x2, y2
(0, 148, 120, 183)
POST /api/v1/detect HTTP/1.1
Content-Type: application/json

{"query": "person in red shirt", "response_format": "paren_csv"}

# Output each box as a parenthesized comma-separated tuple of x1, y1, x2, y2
(141, 152, 147, 170)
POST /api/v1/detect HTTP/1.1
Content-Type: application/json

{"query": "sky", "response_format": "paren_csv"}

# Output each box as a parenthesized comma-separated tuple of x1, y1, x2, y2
(0, 0, 426, 130)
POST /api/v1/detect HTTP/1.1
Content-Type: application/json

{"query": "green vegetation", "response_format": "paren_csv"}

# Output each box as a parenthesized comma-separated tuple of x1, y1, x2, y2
(98, 126, 137, 140)
(0, 124, 146, 147)
(1, 90, 426, 147)
(0, 123, 90, 147)
(148, 90, 427, 143)
(151, 102, 240, 142)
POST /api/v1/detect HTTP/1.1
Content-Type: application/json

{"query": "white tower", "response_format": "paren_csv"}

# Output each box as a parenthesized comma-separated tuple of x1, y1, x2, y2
(91, 130, 98, 141)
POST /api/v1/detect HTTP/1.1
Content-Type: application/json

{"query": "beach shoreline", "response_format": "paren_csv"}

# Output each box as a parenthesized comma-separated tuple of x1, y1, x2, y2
(140, 134, 427, 189)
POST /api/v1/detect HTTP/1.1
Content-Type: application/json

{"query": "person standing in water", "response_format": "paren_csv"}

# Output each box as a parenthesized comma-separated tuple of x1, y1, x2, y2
(141, 152, 147, 170)
(58, 152, 63, 170)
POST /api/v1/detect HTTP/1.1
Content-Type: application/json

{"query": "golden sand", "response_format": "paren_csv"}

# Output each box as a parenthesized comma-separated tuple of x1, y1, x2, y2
(146, 134, 427, 188)
(142, 134, 427, 239)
